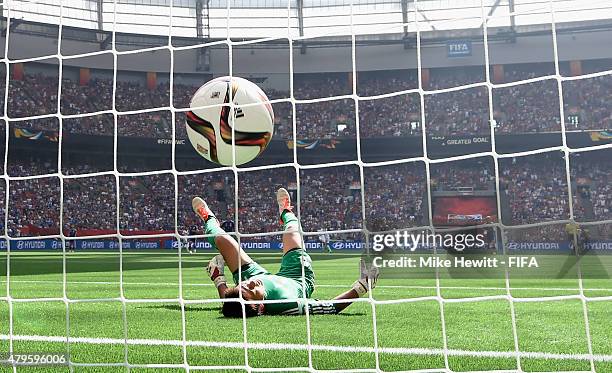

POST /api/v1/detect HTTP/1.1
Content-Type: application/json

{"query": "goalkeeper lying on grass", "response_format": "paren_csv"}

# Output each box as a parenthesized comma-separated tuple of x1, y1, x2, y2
(192, 187, 379, 317)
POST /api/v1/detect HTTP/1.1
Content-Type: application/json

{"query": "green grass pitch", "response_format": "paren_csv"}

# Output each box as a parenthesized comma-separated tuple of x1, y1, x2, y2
(1, 250, 611, 372)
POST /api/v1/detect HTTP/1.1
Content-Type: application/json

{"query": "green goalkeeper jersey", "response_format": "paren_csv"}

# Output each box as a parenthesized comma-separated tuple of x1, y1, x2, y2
(233, 249, 338, 315)
(258, 274, 307, 315)
(256, 274, 338, 315)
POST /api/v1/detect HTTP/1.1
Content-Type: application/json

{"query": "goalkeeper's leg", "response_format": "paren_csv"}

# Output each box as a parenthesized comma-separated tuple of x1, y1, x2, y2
(276, 188, 303, 253)
(192, 197, 253, 273)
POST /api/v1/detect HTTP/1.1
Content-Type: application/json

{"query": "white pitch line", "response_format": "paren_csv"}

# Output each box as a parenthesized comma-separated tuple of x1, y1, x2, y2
(2, 279, 612, 293)
(1, 334, 611, 363)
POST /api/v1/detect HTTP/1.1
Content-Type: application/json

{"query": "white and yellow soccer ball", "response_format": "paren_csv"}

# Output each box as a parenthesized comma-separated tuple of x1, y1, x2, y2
(185, 76, 274, 166)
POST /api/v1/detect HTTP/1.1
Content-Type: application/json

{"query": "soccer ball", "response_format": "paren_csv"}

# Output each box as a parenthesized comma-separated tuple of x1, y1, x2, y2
(186, 76, 274, 166)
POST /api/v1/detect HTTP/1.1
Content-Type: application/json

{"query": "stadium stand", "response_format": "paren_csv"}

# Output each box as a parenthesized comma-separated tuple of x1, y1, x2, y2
(364, 163, 428, 231)
(500, 154, 570, 225)
(3, 143, 609, 241)
(1, 59, 610, 242)
(430, 158, 495, 191)
(3, 60, 610, 143)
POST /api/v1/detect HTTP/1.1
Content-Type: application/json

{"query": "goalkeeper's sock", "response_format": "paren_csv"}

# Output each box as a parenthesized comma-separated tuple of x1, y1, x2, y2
(204, 217, 225, 249)
(281, 210, 300, 232)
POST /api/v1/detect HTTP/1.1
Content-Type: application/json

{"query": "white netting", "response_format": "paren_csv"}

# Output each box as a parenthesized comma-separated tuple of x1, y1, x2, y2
(1, 0, 612, 371)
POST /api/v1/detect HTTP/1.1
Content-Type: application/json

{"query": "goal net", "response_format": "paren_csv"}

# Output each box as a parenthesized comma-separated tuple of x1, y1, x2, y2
(1, 0, 612, 371)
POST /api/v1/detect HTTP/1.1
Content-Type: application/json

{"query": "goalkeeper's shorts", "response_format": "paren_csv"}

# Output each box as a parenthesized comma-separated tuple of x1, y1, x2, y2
(232, 248, 315, 295)
(277, 248, 315, 294)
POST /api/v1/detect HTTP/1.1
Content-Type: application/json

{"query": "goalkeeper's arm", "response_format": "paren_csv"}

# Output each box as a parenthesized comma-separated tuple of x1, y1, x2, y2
(307, 289, 363, 315)
(308, 259, 379, 315)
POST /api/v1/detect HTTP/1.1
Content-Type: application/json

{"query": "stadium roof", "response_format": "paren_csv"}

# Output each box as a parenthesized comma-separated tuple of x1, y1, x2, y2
(5, 0, 612, 40)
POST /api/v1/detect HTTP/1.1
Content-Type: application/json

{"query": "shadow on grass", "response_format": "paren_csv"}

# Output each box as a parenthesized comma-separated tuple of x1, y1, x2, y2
(140, 304, 222, 313)
(142, 304, 367, 317)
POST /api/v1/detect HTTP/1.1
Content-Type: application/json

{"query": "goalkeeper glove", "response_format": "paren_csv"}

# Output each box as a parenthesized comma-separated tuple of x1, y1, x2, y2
(352, 259, 380, 296)
(207, 254, 226, 288)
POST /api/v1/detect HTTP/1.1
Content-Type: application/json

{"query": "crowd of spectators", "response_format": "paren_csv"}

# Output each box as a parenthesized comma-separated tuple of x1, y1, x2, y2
(358, 73, 418, 96)
(64, 175, 116, 232)
(3, 164, 368, 237)
(571, 157, 611, 222)
(299, 166, 362, 233)
(61, 77, 113, 114)
(3, 170, 176, 236)
(1, 153, 608, 243)
(493, 78, 561, 133)
(430, 159, 495, 191)
(7, 75, 58, 118)
(236, 169, 292, 234)
(2, 73, 189, 139)
(294, 99, 356, 139)
(571, 193, 587, 223)
(0, 161, 359, 237)
(294, 75, 350, 100)
(364, 163, 428, 231)
(7, 157, 57, 176)
(360, 93, 422, 137)
(356, 74, 422, 137)
(500, 155, 570, 225)
(563, 74, 612, 131)
(592, 182, 611, 221)
(425, 86, 490, 136)
(2, 60, 610, 143)
(6, 177, 61, 236)
(1, 59, 610, 239)
(178, 171, 235, 234)
(119, 173, 175, 232)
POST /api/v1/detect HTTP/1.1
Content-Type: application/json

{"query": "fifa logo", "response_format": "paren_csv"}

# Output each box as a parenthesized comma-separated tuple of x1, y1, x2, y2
(449, 43, 469, 52)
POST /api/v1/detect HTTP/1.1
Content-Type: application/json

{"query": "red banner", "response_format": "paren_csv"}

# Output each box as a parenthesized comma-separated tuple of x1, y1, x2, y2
(433, 197, 497, 225)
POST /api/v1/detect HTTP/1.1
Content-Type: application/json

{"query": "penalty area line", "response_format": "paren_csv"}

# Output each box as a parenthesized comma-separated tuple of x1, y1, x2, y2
(1, 334, 611, 363)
